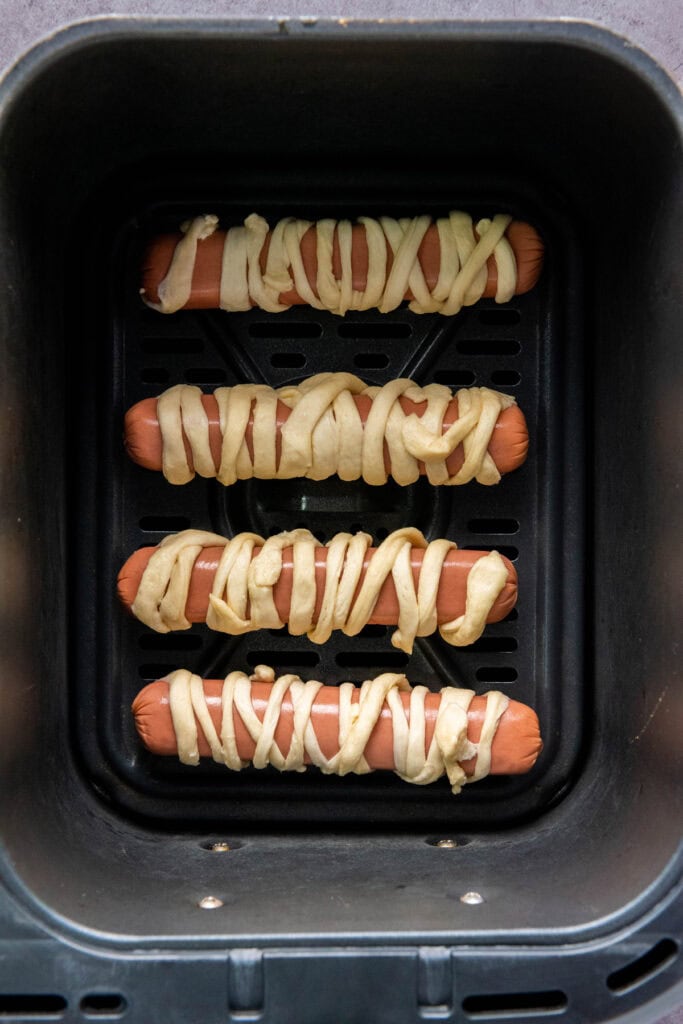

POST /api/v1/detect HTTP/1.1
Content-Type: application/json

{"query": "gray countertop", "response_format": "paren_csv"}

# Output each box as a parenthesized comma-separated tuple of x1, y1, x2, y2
(0, 0, 681, 90)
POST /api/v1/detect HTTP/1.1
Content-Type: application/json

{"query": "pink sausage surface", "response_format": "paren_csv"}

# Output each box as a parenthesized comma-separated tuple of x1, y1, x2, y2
(140, 220, 544, 310)
(118, 546, 518, 626)
(124, 393, 529, 480)
(133, 678, 542, 777)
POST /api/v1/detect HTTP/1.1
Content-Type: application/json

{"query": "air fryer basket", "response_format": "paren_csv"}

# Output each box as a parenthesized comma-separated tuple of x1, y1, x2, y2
(0, 19, 680, 1024)
(78, 192, 581, 828)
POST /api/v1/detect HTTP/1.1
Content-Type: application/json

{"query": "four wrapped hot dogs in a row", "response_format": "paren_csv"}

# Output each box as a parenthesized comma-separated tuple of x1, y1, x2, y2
(120, 207, 544, 794)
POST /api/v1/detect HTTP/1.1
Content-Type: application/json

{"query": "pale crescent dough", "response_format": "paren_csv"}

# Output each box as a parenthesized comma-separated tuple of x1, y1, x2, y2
(142, 211, 517, 316)
(163, 664, 509, 795)
(154, 377, 516, 488)
(142, 214, 218, 314)
(132, 527, 510, 654)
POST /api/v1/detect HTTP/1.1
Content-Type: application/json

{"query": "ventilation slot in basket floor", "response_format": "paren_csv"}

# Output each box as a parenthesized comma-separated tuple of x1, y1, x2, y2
(80, 993, 127, 1017)
(337, 322, 412, 339)
(476, 666, 518, 683)
(335, 651, 410, 669)
(465, 637, 518, 654)
(457, 339, 521, 356)
(433, 370, 476, 387)
(249, 322, 322, 339)
(141, 337, 204, 354)
(477, 308, 520, 325)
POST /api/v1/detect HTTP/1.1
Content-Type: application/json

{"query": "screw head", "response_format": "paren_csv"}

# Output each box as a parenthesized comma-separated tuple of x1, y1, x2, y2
(435, 838, 458, 849)
(198, 895, 223, 909)
(460, 891, 484, 905)
(208, 842, 230, 853)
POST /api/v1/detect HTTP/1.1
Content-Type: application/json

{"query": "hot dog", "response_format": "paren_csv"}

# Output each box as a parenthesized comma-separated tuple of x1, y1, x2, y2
(124, 378, 528, 487)
(118, 528, 517, 653)
(132, 665, 541, 793)
(140, 212, 544, 316)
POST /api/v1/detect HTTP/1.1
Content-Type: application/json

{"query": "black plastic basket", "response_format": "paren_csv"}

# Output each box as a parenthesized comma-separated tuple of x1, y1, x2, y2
(0, 18, 680, 1024)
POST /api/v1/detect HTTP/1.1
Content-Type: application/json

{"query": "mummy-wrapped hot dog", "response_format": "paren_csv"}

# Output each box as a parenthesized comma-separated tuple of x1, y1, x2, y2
(140, 211, 544, 317)
(133, 665, 541, 793)
(118, 527, 516, 653)
(125, 376, 527, 487)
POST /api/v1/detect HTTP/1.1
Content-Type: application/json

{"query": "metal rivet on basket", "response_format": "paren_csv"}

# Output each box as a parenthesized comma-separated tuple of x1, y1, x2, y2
(435, 838, 458, 849)
(198, 896, 223, 910)
(208, 842, 230, 853)
(460, 891, 484, 905)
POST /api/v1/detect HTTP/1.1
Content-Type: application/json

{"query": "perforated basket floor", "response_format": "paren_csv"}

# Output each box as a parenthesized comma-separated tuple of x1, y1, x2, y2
(72, 192, 585, 828)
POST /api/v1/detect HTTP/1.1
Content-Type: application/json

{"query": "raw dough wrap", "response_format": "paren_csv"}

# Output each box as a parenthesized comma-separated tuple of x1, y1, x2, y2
(131, 527, 510, 654)
(143, 210, 517, 316)
(164, 664, 509, 795)
(154, 377, 516, 487)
